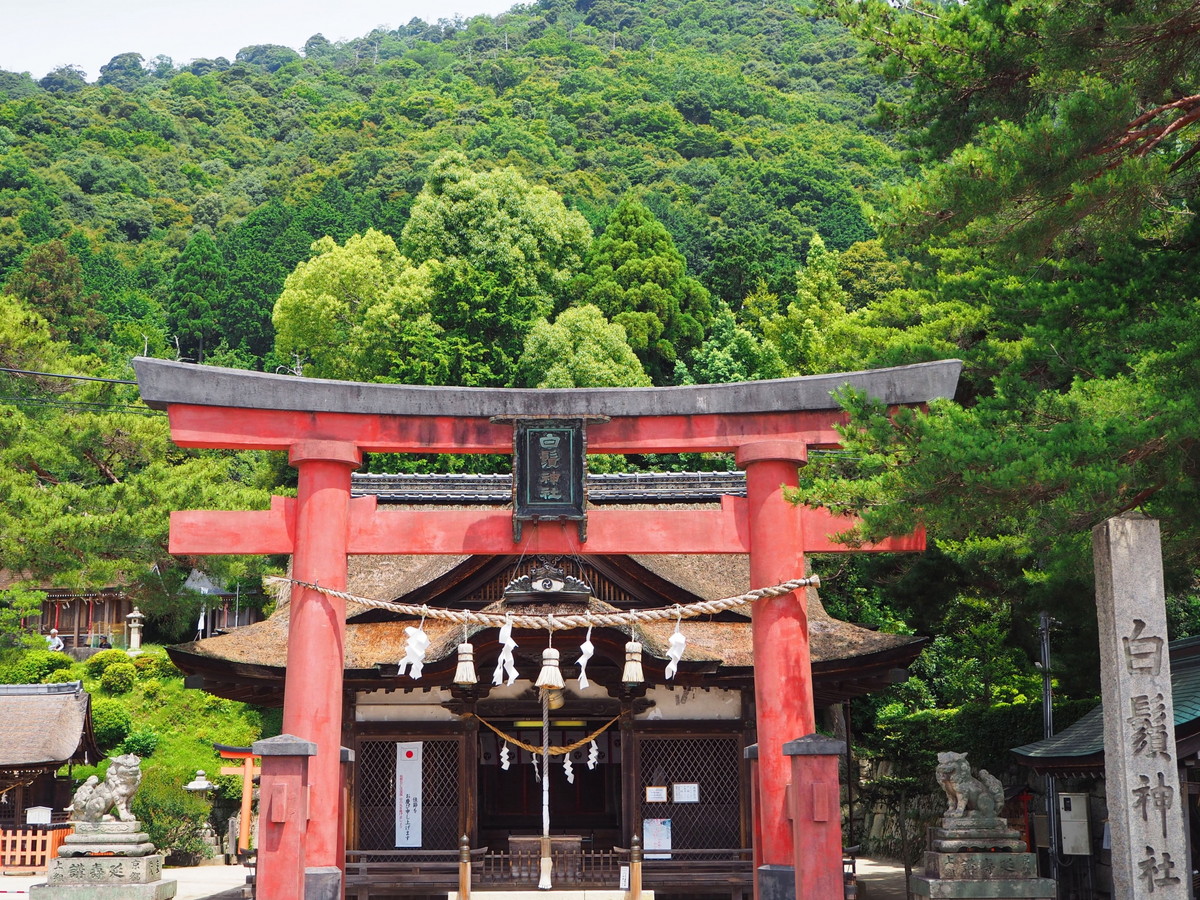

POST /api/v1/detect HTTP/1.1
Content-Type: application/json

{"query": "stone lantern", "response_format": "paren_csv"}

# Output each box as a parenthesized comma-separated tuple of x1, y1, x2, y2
(126, 606, 145, 655)
(184, 770, 214, 795)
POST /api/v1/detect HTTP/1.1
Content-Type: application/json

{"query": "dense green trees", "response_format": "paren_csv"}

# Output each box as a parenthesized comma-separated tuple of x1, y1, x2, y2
(519, 304, 651, 388)
(168, 230, 224, 361)
(793, 0, 1200, 698)
(401, 152, 591, 314)
(0, 290, 276, 638)
(272, 229, 442, 382)
(573, 197, 711, 381)
(816, 0, 1200, 257)
(3, 240, 104, 346)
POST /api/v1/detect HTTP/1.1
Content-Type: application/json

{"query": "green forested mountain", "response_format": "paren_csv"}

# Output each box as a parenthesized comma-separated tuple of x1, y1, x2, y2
(0, 0, 893, 370)
(2, 0, 1199, 748)
(0, 0, 902, 631)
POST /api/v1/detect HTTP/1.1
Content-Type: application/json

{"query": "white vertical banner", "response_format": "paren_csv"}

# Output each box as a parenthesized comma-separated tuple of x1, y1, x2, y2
(395, 741, 423, 848)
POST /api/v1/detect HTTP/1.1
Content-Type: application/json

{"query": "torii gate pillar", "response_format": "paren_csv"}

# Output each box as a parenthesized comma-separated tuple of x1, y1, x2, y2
(284, 441, 361, 870)
(737, 441, 831, 896)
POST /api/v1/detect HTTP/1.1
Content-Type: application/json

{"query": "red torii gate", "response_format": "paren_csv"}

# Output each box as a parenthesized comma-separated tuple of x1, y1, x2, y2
(135, 357, 960, 900)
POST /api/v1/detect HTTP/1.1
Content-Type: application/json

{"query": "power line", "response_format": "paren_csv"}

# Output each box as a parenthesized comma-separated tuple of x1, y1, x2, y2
(0, 396, 162, 416)
(0, 365, 137, 385)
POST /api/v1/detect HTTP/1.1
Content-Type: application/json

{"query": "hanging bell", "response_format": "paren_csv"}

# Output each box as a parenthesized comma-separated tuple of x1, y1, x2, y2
(622, 640, 644, 685)
(535, 646, 565, 690)
(454, 642, 478, 686)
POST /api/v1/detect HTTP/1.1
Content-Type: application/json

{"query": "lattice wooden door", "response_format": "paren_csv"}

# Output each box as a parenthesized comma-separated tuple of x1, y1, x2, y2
(356, 738, 461, 851)
(636, 736, 743, 852)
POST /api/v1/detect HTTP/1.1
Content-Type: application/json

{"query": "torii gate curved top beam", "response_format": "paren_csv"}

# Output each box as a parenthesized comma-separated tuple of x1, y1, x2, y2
(135, 356, 960, 417)
(134, 357, 962, 558)
(133, 357, 961, 455)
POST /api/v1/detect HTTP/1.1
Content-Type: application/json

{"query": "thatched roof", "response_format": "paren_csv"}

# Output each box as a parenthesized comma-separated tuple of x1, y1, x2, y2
(0, 682, 100, 769)
(173, 553, 924, 707)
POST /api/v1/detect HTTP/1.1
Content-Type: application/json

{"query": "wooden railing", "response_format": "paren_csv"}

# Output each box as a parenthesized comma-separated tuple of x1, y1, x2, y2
(345, 842, 750, 898)
(0, 825, 73, 873)
(478, 844, 627, 887)
(345, 846, 486, 900)
(640, 847, 754, 897)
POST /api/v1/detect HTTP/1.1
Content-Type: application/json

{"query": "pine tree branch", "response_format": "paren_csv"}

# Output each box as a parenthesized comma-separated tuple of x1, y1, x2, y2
(23, 458, 60, 485)
(82, 450, 121, 485)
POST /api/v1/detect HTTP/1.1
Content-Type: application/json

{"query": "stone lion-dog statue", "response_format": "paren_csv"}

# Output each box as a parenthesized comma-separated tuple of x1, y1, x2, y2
(936, 751, 1004, 819)
(70, 753, 143, 822)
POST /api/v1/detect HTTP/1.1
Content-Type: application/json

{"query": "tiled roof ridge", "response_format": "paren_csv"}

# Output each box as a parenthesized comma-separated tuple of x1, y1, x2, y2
(0, 680, 84, 695)
(352, 470, 749, 504)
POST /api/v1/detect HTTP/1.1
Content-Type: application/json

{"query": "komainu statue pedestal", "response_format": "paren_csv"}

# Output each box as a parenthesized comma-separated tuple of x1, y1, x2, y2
(913, 817, 1055, 899)
(30, 754, 177, 899)
(31, 821, 176, 899)
(912, 753, 1054, 900)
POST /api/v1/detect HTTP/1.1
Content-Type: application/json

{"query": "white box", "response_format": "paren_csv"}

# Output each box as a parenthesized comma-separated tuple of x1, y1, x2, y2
(1058, 792, 1091, 855)
(25, 806, 52, 825)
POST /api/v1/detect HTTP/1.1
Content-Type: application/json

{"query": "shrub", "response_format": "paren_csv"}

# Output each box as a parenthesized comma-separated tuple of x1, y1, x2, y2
(100, 662, 136, 694)
(84, 649, 133, 678)
(2, 650, 76, 683)
(91, 698, 132, 750)
(873, 697, 1100, 775)
(140, 678, 162, 701)
(119, 727, 160, 757)
(42, 667, 75, 683)
(130, 652, 181, 680)
(152, 655, 182, 679)
(131, 768, 212, 862)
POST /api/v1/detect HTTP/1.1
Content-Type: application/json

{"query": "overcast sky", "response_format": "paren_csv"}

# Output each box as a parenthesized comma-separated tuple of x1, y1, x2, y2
(1, 0, 518, 82)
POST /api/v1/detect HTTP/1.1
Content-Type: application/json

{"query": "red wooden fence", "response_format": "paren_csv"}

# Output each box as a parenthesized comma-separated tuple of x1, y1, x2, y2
(0, 825, 73, 873)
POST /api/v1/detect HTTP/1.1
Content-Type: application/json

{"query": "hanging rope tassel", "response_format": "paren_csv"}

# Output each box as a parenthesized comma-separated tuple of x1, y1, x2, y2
(397, 622, 431, 679)
(576, 625, 594, 690)
(622, 640, 644, 685)
(539, 834, 552, 890)
(535, 646, 564, 690)
(454, 642, 478, 686)
(664, 613, 686, 680)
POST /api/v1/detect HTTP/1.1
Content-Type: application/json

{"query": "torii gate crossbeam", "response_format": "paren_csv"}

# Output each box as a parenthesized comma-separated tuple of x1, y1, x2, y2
(135, 357, 960, 900)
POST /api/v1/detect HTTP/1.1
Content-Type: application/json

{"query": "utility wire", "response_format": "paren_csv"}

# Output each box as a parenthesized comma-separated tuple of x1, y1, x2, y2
(0, 364, 153, 414)
(0, 396, 162, 416)
(0, 365, 137, 385)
